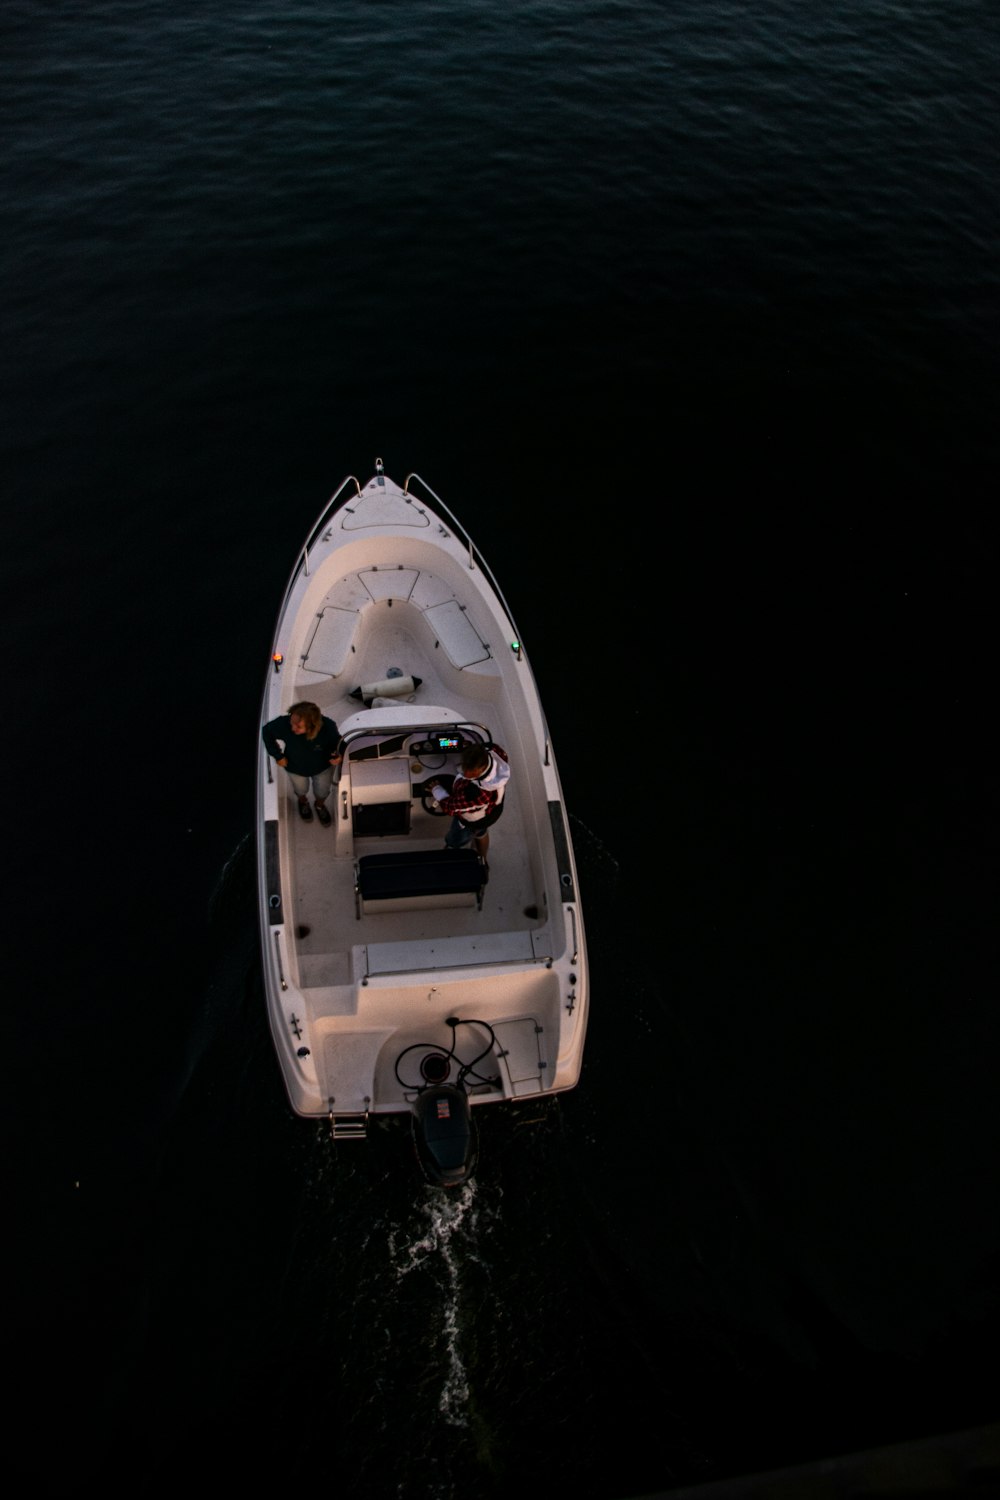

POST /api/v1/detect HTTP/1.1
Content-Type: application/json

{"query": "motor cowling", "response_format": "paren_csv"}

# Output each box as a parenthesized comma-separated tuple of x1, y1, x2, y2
(411, 1085, 477, 1187)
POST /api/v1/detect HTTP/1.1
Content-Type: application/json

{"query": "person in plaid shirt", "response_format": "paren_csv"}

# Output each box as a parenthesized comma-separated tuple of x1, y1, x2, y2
(427, 742, 511, 863)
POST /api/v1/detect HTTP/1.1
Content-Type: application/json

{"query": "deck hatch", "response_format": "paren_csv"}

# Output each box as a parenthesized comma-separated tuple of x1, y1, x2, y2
(424, 600, 491, 667)
(303, 607, 357, 677)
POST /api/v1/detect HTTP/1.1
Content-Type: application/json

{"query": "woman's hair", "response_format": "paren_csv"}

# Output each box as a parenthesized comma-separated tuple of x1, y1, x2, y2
(288, 701, 322, 739)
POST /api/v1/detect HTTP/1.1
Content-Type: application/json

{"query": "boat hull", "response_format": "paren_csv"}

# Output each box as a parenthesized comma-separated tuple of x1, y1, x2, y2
(256, 466, 588, 1132)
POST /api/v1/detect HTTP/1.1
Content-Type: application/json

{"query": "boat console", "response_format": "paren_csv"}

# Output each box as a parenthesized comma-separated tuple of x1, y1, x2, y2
(342, 717, 492, 915)
(342, 720, 491, 839)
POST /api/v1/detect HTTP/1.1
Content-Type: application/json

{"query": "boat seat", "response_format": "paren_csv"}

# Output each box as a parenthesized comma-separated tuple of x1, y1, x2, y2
(355, 848, 487, 917)
(302, 569, 497, 683)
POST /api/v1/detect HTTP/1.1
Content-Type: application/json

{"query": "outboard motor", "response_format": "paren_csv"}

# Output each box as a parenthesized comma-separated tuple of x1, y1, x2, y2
(411, 1084, 478, 1188)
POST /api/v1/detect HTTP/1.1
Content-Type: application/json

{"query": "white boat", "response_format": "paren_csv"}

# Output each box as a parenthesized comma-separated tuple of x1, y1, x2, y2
(255, 460, 589, 1183)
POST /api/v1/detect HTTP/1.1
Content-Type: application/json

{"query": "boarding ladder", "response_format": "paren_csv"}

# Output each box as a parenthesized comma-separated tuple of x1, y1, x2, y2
(328, 1102, 369, 1142)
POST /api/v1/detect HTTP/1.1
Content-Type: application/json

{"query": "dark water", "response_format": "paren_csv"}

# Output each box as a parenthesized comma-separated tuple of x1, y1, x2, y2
(5, 2, 998, 1495)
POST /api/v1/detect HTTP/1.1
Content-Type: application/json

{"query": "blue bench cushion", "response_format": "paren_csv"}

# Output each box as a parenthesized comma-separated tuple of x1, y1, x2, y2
(357, 848, 487, 902)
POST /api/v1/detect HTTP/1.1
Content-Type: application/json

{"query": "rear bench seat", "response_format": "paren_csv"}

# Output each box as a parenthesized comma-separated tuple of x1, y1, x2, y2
(355, 848, 488, 917)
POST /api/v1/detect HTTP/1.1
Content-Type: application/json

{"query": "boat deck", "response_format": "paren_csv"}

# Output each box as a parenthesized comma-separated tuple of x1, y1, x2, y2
(272, 730, 565, 1114)
(270, 595, 555, 1003)
(286, 783, 547, 992)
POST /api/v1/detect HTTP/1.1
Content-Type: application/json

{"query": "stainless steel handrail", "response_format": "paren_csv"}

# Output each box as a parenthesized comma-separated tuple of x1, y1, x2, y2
(403, 470, 525, 646)
(263, 473, 363, 685)
(301, 473, 362, 577)
(340, 719, 492, 753)
(567, 905, 578, 964)
(269, 472, 363, 631)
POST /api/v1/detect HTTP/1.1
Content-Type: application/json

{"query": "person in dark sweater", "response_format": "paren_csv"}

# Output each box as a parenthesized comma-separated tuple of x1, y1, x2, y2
(261, 701, 342, 826)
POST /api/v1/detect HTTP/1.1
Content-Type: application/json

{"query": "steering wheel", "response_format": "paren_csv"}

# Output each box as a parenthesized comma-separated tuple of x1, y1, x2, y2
(421, 772, 456, 816)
